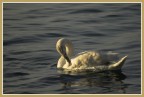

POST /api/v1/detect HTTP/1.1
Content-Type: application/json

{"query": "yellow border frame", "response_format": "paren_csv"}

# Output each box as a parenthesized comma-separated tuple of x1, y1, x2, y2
(1, 0, 143, 96)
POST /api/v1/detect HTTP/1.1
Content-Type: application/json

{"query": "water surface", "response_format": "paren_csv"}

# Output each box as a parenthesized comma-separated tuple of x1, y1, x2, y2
(3, 3, 141, 94)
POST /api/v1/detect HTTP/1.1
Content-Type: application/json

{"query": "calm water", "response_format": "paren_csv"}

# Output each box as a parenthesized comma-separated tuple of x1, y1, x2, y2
(3, 3, 141, 94)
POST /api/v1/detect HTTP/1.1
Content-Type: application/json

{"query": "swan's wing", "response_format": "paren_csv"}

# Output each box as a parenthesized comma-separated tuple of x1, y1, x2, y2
(71, 51, 105, 68)
(77, 50, 120, 62)
(77, 51, 89, 55)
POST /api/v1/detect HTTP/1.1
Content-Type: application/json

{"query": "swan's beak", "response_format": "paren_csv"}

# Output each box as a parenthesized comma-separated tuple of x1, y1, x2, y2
(63, 53, 71, 65)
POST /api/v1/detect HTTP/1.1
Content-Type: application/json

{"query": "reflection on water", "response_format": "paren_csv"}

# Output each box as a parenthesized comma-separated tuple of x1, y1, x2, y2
(58, 71, 127, 94)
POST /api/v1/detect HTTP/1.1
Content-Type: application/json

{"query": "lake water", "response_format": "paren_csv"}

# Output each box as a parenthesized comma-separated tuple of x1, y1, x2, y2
(3, 3, 141, 94)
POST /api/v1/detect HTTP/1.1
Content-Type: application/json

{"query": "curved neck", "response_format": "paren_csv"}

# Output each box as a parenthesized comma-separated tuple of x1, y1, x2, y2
(56, 38, 74, 68)
(65, 42, 74, 58)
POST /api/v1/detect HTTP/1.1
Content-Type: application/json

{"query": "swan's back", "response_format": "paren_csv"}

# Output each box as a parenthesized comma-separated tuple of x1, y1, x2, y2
(65, 51, 115, 70)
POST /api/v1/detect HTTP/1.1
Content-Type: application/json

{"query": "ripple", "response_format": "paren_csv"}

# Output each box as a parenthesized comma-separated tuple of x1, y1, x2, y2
(36, 33, 69, 38)
(69, 9, 102, 14)
(3, 8, 11, 10)
(3, 36, 42, 46)
(81, 33, 106, 37)
(127, 59, 141, 64)
(4, 18, 21, 21)
(4, 72, 29, 77)
(26, 23, 44, 26)
(79, 20, 101, 23)
(38, 76, 61, 84)
(84, 41, 100, 45)
(120, 4, 141, 11)
(23, 9, 41, 14)
(116, 43, 140, 50)
(104, 14, 122, 18)
(24, 15, 48, 19)
(4, 57, 20, 61)
(10, 51, 31, 55)
(51, 19, 69, 22)
(21, 8, 54, 15)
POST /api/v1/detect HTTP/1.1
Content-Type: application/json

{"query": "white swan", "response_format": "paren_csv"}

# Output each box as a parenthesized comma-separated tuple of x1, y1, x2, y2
(56, 38, 127, 71)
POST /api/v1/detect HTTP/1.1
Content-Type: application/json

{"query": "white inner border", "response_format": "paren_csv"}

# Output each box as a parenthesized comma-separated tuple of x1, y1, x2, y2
(2, 2, 143, 95)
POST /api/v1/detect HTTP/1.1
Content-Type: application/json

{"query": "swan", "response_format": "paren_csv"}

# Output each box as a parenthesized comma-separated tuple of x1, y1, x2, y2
(56, 38, 127, 71)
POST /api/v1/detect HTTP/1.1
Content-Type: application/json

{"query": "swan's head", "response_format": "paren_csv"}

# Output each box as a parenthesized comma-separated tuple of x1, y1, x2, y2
(56, 38, 72, 65)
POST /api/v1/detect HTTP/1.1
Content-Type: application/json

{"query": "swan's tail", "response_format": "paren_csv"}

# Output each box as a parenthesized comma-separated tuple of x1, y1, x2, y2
(108, 55, 128, 70)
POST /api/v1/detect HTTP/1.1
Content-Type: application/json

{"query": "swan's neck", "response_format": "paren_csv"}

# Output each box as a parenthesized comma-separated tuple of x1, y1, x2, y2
(65, 41, 74, 57)
(56, 38, 74, 68)
(58, 42, 74, 68)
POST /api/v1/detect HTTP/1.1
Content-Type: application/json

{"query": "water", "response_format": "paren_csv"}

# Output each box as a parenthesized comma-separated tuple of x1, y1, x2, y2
(3, 3, 141, 94)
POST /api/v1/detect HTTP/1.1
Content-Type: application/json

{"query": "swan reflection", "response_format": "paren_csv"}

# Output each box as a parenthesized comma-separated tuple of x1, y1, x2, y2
(58, 70, 127, 94)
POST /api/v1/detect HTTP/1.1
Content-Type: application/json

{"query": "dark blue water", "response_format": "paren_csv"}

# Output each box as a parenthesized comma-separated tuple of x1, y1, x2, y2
(3, 3, 141, 94)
